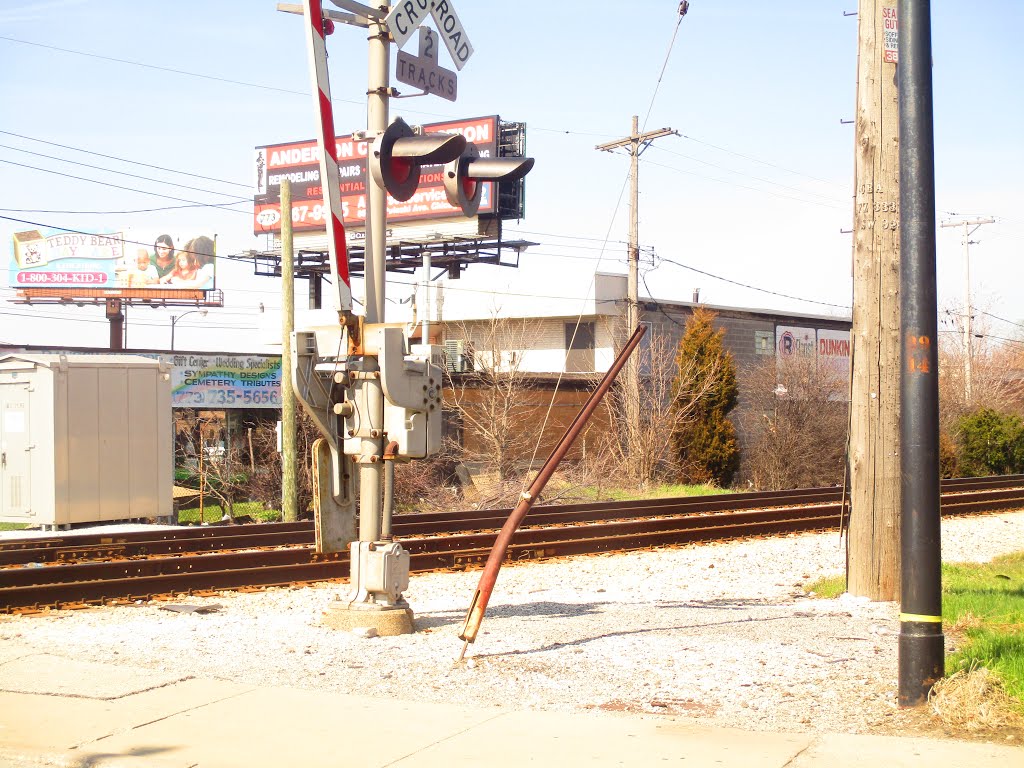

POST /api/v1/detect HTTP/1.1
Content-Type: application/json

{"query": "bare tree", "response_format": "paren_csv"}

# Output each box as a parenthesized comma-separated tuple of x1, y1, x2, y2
(244, 413, 321, 517)
(601, 320, 724, 488)
(938, 303, 1024, 432)
(739, 353, 848, 490)
(444, 314, 545, 482)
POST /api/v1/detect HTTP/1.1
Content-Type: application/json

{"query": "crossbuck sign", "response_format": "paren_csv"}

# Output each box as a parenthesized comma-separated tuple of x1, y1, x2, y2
(385, 0, 474, 71)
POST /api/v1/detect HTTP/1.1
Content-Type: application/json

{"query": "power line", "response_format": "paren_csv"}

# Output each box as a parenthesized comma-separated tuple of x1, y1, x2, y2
(0, 129, 251, 188)
(0, 159, 250, 213)
(656, 256, 852, 311)
(679, 133, 847, 188)
(976, 332, 1024, 347)
(649, 144, 848, 206)
(0, 203, 248, 216)
(978, 310, 1024, 331)
(641, 2, 689, 132)
(0, 35, 361, 104)
(506, 228, 630, 246)
(0, 307, 258, 330)
(0, 143, 251, 201)
(0, 214, 253, 264)
(644, 159, 847, 210)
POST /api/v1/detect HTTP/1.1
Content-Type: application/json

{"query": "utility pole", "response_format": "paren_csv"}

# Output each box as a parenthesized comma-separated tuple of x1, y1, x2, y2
(848, 0, 902, 601)
(940, 216, 994, 404)
(281, 179, 298, 523)
(596, 117, 676, 467)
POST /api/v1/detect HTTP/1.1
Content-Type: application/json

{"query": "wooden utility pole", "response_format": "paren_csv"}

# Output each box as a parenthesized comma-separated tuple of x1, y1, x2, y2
(940, 216, 995, 404)
(596, 117, 676, 472)
(281, 180, 298, 523)
(848, 0, 902, 601)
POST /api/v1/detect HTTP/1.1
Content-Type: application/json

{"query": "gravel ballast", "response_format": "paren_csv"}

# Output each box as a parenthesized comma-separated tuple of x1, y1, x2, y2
(2, 511, 1024, 736)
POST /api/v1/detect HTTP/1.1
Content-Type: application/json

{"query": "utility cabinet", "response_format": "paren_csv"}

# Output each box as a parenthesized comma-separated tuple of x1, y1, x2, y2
(0, 353, 172, 527)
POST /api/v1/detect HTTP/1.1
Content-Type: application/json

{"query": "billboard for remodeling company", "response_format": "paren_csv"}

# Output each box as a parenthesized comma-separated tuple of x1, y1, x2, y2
(9, 228, 217, 296)
(252, 115, 499, 236)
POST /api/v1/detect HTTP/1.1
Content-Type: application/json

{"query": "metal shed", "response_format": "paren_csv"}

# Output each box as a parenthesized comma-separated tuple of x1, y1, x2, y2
(0, 353, 172, 528)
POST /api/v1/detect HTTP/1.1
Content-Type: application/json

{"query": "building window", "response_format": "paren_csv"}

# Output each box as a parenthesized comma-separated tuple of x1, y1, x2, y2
(565, 321, 595, 372)
(755, 330, 774, 356)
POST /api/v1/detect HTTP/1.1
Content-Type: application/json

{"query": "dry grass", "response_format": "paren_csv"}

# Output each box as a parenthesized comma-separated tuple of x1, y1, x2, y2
(929, 666, 1024, 732)
(950, 611, 984, 633)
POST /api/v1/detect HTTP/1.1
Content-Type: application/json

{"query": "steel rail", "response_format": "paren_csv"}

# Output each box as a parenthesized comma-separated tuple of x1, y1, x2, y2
(2, 474, 1019, 558)
(4, 481, 1024, 567)
(2, 490, 1021, 612)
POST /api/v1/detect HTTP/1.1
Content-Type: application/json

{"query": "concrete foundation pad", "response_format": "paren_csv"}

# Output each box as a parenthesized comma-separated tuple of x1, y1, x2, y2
(321, 601, 415, 636)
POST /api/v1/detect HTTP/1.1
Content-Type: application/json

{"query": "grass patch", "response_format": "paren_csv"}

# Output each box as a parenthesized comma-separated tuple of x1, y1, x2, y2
(805, 574, 846, 598)
(0, 522, 31, 532)
(568, 482, 729, 503)
(944, 552, 1024, 704)
(806, 553, 1024, 714)
(177, 501, 280, 525)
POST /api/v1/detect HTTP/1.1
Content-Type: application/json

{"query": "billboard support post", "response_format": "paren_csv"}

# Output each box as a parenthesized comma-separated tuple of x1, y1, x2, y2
(106, 299, 124, 351)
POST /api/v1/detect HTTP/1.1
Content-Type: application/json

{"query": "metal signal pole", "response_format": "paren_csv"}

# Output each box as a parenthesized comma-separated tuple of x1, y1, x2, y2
(897, 0, 944, 707)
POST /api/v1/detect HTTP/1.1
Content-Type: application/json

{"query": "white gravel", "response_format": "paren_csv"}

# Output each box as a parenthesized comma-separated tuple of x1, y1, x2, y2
(2, 511, 1024, 736)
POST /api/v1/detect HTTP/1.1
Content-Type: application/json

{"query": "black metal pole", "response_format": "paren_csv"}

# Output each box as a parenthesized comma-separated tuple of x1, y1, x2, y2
(897, 0, 944, 706)
(106, 298, 125, 351)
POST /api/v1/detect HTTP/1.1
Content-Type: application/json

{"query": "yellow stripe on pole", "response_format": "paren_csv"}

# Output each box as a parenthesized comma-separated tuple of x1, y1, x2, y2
(900, 613, 943, 623)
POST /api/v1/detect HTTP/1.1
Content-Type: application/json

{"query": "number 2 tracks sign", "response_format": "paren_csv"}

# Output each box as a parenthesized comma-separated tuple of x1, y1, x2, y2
(396, 28, 457, 102)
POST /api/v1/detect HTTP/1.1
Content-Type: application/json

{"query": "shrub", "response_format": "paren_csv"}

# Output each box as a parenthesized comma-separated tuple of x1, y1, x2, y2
(739, 355, 847, 490)
(939, 431, 959, 479)
(670, 308, 739, 486)
(957, 408, 1024, 477)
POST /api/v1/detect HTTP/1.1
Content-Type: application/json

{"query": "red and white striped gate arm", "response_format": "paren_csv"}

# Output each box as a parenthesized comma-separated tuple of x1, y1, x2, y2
(301, 0, 352, 314)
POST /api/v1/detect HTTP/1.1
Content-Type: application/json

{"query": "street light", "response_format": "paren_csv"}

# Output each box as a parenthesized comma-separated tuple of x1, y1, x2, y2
(170, 309, 208, 351)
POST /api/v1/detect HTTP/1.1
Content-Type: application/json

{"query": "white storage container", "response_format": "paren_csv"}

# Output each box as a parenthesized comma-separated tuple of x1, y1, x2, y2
(0, 353, 172, 527)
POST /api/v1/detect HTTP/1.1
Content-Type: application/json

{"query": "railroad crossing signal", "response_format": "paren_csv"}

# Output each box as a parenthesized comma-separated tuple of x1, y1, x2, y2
(444, 146, 535, 217)
(369, 117, 467, 201)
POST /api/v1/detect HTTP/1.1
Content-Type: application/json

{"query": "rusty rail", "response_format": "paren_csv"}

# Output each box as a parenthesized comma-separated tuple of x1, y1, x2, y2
(3, 491, 1021, 613)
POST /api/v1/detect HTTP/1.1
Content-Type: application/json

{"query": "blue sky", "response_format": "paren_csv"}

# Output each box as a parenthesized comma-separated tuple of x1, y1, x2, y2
(1, 1, 1021, 351)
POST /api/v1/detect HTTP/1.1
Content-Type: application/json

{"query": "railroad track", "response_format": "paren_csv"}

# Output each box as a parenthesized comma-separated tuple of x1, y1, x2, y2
(2, 475, 1022, 613)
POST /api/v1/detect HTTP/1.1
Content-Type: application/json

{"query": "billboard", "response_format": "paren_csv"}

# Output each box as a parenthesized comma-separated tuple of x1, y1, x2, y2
(775, 326, 852, 380)
(253, 115, 499, 236)
(170, 354, 281, 409)
(775, 326, 816, 357)
(9, 228, 217, 294)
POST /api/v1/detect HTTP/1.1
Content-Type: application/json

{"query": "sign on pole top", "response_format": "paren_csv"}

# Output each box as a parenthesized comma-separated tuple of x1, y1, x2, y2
(385, 0, 474, 71)
(384, 0, 427, 50)
(430, 1, 473, 71)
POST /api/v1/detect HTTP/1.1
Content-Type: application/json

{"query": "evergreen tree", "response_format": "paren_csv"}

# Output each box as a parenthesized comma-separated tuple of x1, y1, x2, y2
(670, 308, 739, 485)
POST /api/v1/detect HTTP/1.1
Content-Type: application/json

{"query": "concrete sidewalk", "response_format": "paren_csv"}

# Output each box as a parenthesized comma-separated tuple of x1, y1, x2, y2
(0, 648, 1019, 768)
